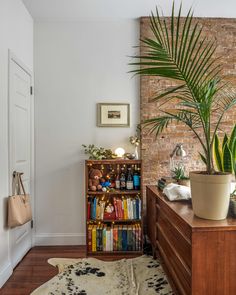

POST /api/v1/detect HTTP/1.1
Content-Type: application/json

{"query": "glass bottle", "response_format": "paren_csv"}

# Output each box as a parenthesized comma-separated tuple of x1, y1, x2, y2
(120, 167, 126, 190)
(133, 165, 140, 190)
(115, 165, 120, 189)
(126, 167, 134, 190)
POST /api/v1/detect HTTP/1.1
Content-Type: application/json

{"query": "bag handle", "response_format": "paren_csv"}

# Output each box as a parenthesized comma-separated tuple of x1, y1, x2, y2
(12, 172, 26, 195)
(18, 173, 26, 195)
(12, 171, 19, 195)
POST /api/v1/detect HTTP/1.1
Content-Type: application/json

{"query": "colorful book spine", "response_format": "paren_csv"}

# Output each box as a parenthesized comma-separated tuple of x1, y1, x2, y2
(114, 197, 118, 218)
(113, 225, 118, 251)
(110, 227, 113, 252)
(123, 199, 128, 220)
(106, 228, 111, 251)
(88, 225, 92, 252)
(96, 226, 100, 251)
(132, 200, 136, 219)
(103, 225, 106, 251)
(118, 226, 122, 251)
(127, 226, 132, 251)
(96, 203, 101, 220)
(136, 198, 139, 220)
(139, 200, 141, 220)
(92, 225, 96, 252)
(122, 226, 127, 251)
(100, 201, 105, 220)
(93, 198, 97, 220)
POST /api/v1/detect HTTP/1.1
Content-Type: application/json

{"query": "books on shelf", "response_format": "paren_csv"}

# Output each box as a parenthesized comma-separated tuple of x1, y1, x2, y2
(88, 224, 142, 252)
(88, 196, 141, 221)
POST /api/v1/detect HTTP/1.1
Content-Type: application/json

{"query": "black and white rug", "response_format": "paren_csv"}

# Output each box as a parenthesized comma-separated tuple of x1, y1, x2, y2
(31, 255, 173, 295)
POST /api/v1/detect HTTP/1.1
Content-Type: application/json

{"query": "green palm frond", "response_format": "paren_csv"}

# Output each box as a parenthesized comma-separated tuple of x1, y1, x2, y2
(130, 2, 236, 174)
(130, 3, 220, 103)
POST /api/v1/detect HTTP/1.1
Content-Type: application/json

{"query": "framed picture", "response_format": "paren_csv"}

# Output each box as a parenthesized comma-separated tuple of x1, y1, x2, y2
(97, 103, 130, 127)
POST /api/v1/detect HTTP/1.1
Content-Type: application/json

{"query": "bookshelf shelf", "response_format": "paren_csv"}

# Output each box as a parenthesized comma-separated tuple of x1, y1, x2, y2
(87, 251, 143, 255)
(86, 159, 142, 165)
(87, 219, 141, 223)
(85, 159, 143, 256)
(87, 190, 141, 195)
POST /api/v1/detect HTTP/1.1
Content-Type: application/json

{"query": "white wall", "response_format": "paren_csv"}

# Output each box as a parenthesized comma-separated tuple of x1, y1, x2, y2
(0, 0, 33, 287)
(34, 20, 139, 245)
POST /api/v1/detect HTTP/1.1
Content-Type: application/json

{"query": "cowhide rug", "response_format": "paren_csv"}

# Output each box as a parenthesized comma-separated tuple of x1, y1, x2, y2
(31, 255, 173, 295)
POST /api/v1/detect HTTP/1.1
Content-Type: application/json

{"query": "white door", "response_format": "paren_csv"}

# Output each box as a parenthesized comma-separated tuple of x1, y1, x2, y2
(9, 54, 33, 268)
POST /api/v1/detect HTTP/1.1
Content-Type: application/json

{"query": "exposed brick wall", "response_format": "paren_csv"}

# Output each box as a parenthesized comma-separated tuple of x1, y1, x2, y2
(140, 17, 236, 201)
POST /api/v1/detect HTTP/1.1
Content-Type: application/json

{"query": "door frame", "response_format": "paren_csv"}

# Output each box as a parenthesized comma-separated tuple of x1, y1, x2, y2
(8, 50, 35, 267)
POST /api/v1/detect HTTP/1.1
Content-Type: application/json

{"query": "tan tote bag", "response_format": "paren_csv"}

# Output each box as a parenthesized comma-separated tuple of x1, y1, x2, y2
(8, 172, 32, 228)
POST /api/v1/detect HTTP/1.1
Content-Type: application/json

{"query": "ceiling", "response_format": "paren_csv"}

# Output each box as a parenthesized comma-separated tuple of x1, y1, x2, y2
(22, 0, 236, 21)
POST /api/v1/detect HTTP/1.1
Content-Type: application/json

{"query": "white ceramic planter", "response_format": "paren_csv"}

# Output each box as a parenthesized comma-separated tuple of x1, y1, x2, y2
(190, 172, 231, 220)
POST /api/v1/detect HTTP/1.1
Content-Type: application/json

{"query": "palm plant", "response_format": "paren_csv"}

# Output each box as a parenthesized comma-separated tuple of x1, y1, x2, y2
(130, 3, 236, 174)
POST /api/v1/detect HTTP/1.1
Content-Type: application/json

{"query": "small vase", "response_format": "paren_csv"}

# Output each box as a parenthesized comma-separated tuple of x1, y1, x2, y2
(134, 146, 139, 159)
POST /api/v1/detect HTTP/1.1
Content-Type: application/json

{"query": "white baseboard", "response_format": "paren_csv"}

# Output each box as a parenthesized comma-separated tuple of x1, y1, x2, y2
(0, 262, 13, 288)
(34, 233, 86, 246)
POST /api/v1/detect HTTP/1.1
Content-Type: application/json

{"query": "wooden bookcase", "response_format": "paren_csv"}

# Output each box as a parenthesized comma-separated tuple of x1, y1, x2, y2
(85, 159, 143, 256)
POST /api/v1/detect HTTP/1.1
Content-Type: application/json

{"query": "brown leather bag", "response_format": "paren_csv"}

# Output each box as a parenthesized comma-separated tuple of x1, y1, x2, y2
(8, 172, 32, 228)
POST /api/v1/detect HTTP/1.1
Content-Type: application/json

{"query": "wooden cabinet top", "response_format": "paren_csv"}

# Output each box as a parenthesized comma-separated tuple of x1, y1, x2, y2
(86, 159, 142, 165)
(147, 185, 236, 231)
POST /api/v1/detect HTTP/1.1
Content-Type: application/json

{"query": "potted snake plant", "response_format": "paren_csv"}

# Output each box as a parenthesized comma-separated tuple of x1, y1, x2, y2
(213, 125, 236, 216)
(130, 3, 236, 220)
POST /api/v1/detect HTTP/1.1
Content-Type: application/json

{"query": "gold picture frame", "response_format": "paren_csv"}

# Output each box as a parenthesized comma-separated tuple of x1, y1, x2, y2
(97, 103, 130, 127)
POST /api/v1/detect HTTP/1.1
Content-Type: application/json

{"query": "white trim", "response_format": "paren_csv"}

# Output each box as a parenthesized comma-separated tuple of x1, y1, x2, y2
(34, 233, 86, 246)
(0, 262, 13, 288)
(8, 50, 35, 266)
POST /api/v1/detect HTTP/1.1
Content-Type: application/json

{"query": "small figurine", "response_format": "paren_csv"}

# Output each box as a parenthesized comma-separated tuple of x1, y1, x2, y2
(105, 203, 114, 214)
(100, 177, 111, 188)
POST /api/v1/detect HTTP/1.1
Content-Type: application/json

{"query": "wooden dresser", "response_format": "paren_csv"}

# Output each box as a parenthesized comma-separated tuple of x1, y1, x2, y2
(147, 185, 236, 295)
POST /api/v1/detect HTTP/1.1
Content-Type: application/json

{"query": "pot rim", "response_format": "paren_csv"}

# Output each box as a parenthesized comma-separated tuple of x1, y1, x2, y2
(190, 171, 232, 184)
(189, 171, 231, 176)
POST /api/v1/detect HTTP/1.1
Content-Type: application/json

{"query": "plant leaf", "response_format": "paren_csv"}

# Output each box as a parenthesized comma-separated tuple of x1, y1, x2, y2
(199, 152, 207, 165)
(223, 143, 233, 173)
(213, 134, 223, 171)
(229, 124, 236, 151)
(223, 134, 229, 149)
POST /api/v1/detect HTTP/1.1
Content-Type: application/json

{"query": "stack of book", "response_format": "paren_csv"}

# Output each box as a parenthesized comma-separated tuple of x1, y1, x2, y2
(113, 197, 141, 220)
(88, 196, 141, 220)
(87, 224, 142, 252)
(88, 198, 106, 220)
(157, 177, 176, 190)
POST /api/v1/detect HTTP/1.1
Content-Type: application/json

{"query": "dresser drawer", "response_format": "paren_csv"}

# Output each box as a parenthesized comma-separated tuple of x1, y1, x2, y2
(157, 207, 192, 269)
(156, 199, 192, 243)
(157, 224, 191, 295)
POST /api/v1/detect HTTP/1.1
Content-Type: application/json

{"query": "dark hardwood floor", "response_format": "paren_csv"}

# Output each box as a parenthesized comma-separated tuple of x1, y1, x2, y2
(0, 246, 140, 295)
